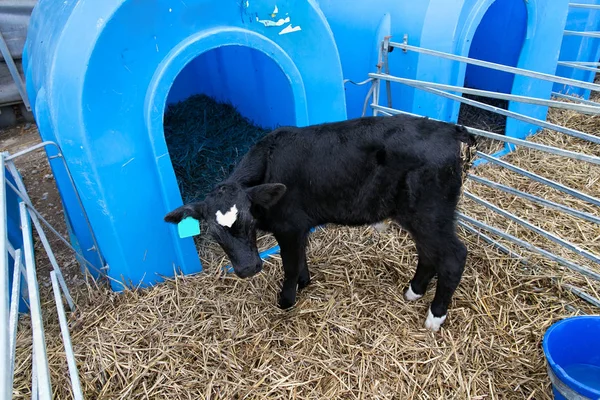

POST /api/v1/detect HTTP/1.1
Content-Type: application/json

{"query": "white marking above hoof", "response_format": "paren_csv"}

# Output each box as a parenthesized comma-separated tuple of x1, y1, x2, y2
(372, 221, 390, 233)
(216, 205, 238, 227)
(404, 285, 423, 301)
(424, 308, 447, 332)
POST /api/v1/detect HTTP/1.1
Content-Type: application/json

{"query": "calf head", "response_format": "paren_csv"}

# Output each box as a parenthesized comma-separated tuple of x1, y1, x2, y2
(164, 182, 286, 279)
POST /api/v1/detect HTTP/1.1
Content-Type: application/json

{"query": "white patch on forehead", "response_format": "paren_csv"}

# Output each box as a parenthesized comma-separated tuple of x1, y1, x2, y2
(424, 308, 447, 332)
(215, 205, 238, 227)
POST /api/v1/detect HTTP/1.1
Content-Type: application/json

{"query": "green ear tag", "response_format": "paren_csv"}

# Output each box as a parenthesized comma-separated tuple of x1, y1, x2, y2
(177, 217, 201, 238)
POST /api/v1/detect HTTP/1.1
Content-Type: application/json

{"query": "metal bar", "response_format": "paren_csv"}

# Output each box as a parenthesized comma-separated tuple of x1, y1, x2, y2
(552, 92, 600, 107)
(373, 78, 381, 117)
(361, 83, 376, 117)
(0, 31, 30, 111)
(370, 104, 600, 165)
(343, 78, 374, 86)
(5, 143, 106, 269)
(20, 202, 53, 399)
(6, 161, 76, 311)
(389, 41, 600, 92)
(464, 191, 600, 265)
(369, 72, 600, 115)
(0, 152, 10, 400)
(468, 175, 600, 224)
(32, 346, 38, 400)
(458, 213, 600, 281)
(381, 75, 600, 144)
(564, 304, 585, 314)
(383, 36, 393, 108)
(569, 3, 600, 9)
(562, 284, 600, 309)
(8, 249, 21, 390)
(564, 30, 600, 38)
(559, 61, 600, 66)
(4, 178, 119, 286)
(557, 61, 600, 74)
(6, 240, 27, 278)
(475, 151, 600, 208)
(4, 141, 63, 162)
(376, 109, 393, 116)
(50, 271, 84, 400)
(458, 220, 527, 262)
(563, 283, 600, 308)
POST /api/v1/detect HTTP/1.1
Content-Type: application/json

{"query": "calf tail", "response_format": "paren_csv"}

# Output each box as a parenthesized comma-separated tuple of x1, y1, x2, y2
(454, 125, 477, 147)
(456, 125, 477, 183)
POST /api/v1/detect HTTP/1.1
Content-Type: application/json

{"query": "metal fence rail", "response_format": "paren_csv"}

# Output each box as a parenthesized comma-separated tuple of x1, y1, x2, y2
(371, 103, 600, 165)
(463, 191, 600, 268)
(458, 219, 527, 262)
(368, 38, 600, 310)
(557, 61, 600, 74)
(563, 30, 600, 39)
(569, 3, 600, 9)
(368, 72, 600, 115)
(467, 175, 600, 225)
(551, 92, 600, 107)
(388, 41, 600, 92)
(370, 73, 600, 144)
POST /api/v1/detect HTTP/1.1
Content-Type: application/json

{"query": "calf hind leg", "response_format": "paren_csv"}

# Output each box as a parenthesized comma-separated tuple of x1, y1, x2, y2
(401, 218, 467, 332)
(425, 235, 467, 332)
(404, 245, 437, 302)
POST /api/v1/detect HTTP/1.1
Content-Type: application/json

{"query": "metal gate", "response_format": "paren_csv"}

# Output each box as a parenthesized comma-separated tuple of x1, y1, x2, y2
(359, 36, 600, 311)
(0, 142, 104, 399)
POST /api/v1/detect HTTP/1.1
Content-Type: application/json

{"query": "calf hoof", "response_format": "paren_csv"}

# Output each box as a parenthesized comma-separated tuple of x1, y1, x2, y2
(404, 284, 423, 302)
(372, 220, 390, 233)
(278, 294, 296, 310)
(424, 308, 447, 332)
(298, 275, 311, 291)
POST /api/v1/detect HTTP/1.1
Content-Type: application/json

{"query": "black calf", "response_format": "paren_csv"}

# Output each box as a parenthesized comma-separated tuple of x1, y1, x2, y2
(165, 113, 475, 331)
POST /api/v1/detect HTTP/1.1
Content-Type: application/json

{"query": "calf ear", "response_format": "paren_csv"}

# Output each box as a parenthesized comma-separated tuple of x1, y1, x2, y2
(164, 202, 207, 224)
(246, 183, 287, 209)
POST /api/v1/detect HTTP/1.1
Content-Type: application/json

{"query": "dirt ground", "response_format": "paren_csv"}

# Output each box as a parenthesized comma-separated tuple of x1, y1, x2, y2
(0, 124, 88, 294)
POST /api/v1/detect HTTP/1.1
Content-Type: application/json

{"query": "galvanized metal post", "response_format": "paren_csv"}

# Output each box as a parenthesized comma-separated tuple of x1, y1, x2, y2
(0, 31, 30, 111)
(20, 202, 52, 399)
(0, 152, 11, 400)
(8, 249, 21, 392)
(6, 161, 76, 310)
(50, 271, 84, 400)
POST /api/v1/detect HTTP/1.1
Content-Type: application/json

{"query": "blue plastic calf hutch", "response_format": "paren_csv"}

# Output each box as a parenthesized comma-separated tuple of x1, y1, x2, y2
(553, 0, 600, 101)
(543, 316, 600, 399)
(318, 0, 570, 141)
(23, 0, 347, 290)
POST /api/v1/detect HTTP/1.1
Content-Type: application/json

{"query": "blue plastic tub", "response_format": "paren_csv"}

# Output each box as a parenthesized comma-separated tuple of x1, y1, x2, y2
(543, 316, 600, 399)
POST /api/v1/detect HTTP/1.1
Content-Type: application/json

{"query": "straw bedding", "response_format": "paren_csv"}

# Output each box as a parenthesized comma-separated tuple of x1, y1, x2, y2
(164, 94, 270, 204)
(11, 93, 600, 399)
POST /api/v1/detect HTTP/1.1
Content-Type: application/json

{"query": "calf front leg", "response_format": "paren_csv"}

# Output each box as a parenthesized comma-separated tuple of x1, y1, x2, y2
(274, 230, 309, 309)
